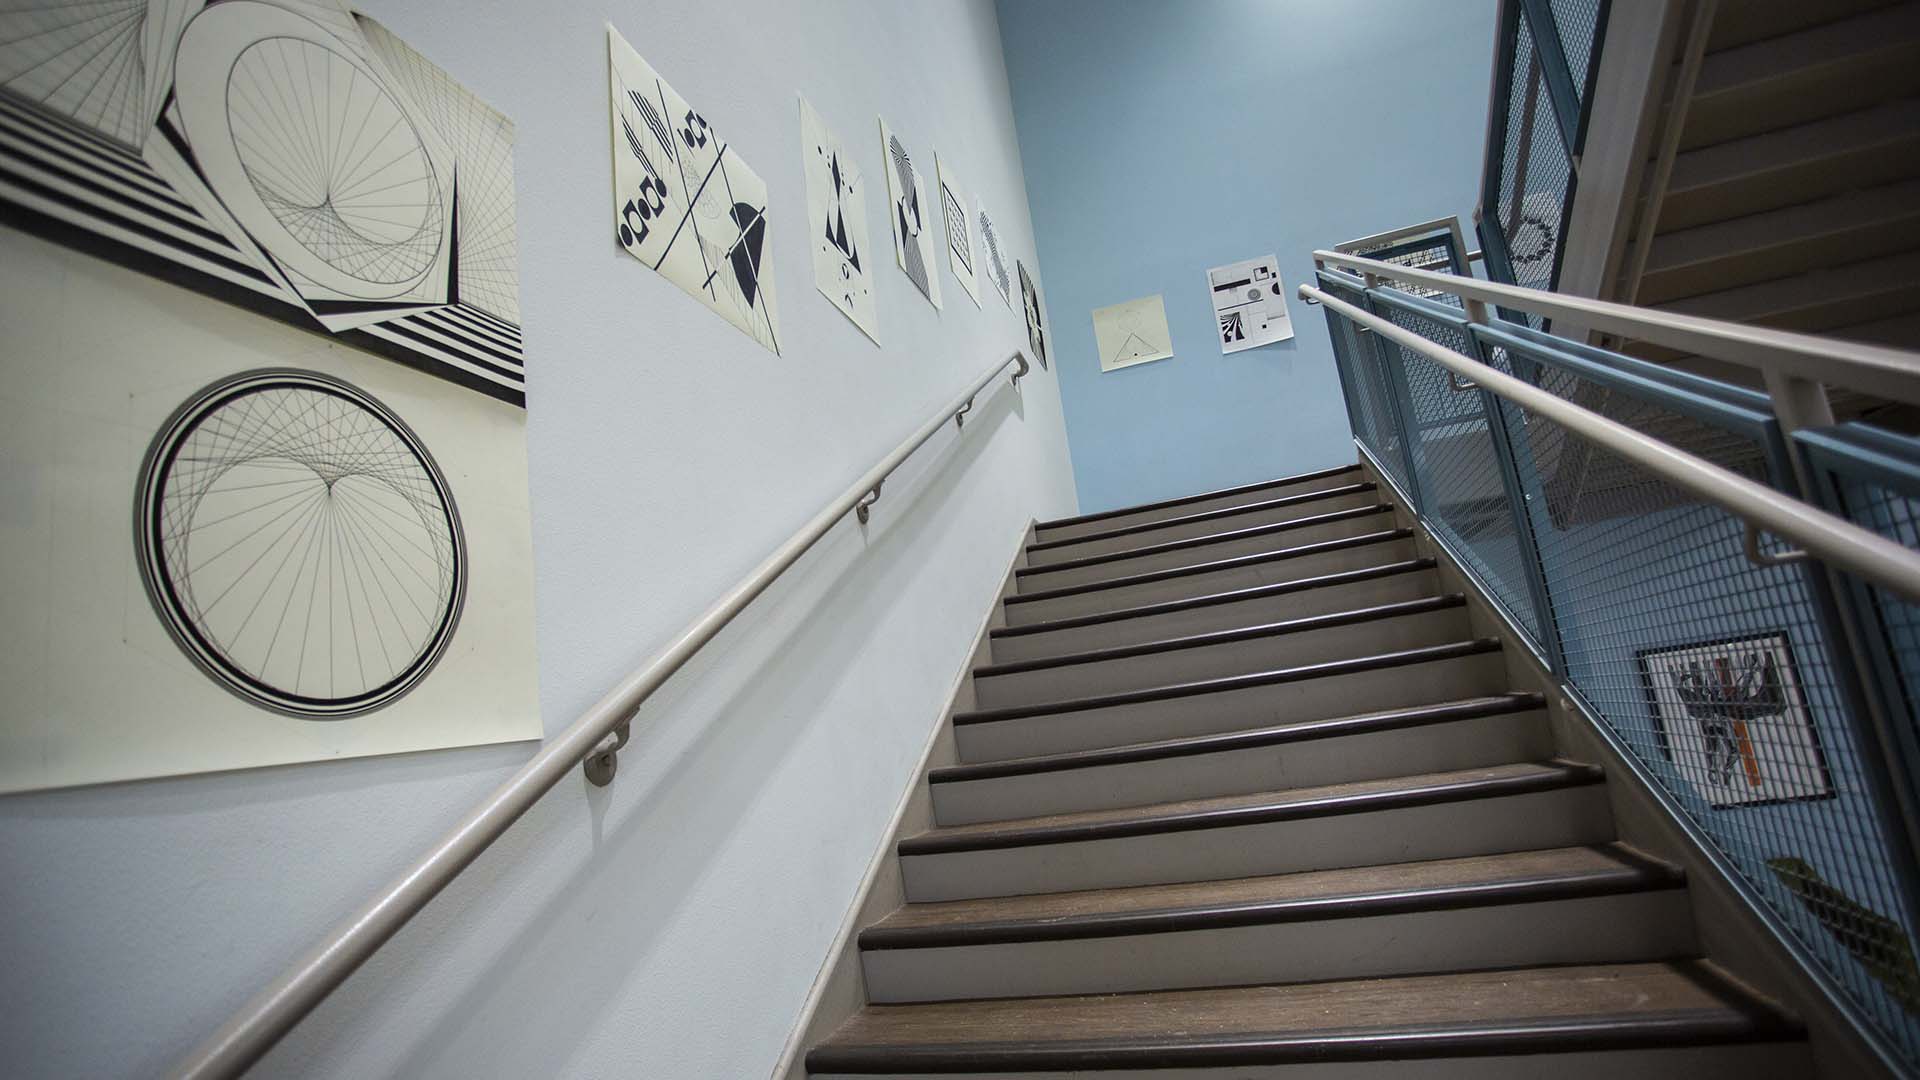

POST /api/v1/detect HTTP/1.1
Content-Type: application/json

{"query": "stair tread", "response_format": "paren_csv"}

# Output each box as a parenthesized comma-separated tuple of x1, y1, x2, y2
(1035, 463, 1360, 531)
(862, 844, 1681, 949)
(899, 760, 1602, 855)
(1647, 178, 1920, 270)
(953, 638, 1503, 726)
(1667, 98, 1920, 195)
(1651, 250, 1920, 324)
(1018, 503, 1394, 577)
(809, 961, 1797, 1070)
(1026, 481, 1377, 553)
(931, 693, 1543, 784)
(975, 594, 1466, 679)
(1005, 528, 1415, 605)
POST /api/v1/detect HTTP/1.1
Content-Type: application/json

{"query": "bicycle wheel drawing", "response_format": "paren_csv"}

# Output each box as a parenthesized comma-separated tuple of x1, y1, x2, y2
(135, 369, 465, 718)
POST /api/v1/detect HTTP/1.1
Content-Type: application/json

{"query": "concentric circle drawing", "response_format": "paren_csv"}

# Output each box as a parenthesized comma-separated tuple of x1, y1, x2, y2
(227, 36, 443, 285)
(135, 369, 465, 718)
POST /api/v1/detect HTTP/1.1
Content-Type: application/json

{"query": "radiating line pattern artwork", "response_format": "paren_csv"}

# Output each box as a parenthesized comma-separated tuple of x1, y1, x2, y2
(879, 114, 939, 310)
(608, 26, 780, 354)
(976, 201, 1013, 308)
(135, 369, 465, 719)
(0, 0, 528, 405)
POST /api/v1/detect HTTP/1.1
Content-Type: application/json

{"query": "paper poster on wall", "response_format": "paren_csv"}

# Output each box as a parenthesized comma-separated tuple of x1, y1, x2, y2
(1208, 255, 1294, 353)
(878, 115, 941, 310)
(1094, 295, 1174, 372)
(0, 1, 541, 793)
(798, 94, 879, 344)
(0, 0, 529, 405)
(976, 201, 1015, 309)
(936, 152, 981, 308)
(1018, 259, 1049, 370)
(1637, 634, 1835, 808)
(609, 25, 781, 353)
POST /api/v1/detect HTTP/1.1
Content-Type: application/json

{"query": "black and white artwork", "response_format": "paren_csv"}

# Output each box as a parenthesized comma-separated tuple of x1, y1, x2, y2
(609, 26, 780, 354)
(1018, 258, 1048, 370)
(0, 0, 541, 793)
(936, 151, 980, 307)
(0, 0, 529, 406)
(1637, 634, 1834, 808)
(976, 200, 1013, 309)
(1208, 254, 1293, 353)
(798, 94, 877, 344)
(1093, 294, 1174, 372)
(878, 115, 940, 310)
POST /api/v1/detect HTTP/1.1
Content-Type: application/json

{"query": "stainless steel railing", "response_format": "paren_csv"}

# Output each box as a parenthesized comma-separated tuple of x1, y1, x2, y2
(170, 349, 1031, 1079)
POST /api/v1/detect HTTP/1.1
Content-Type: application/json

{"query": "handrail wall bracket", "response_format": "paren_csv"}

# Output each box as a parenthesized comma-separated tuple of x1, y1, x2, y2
(582, 720, 631, 786)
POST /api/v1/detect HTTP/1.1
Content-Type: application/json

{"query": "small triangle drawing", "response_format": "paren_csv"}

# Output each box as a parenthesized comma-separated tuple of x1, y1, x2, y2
(1113, 331, 1161, 362)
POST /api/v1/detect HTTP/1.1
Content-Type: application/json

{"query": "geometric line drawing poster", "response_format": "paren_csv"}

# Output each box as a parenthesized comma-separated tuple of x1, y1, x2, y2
(1093, 294, 1173, 372)
(798, 93, 878, 345)
(976, 199, 1014, 309)
(1018, 258, 1049, 370)
(935, 150, 979, 307)
(0, 2, 541, 793)
(878, 114, 940, 310)
(1208, 254, 1293, 354)
(0, 0, 529, 406)
(608, 25, 781, 354)
(1637, 634, 1835, 809)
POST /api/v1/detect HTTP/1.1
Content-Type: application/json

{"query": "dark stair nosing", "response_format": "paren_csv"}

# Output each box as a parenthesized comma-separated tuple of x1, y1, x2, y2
(1036, 462, 1361, 532)
(1018, 503, 1395, 579)
(897, 759, 1604, 855)
(1005, 528, 1416, 606)
(973, 594, 1467, 681)
(991, 558, 1439, 639)
(931, 693, 1544, 784)
(1027, 481, 1380, 553)
(859, 844, 1683, 950)
(805, 1006, 1803, 1074)
(952, 638, 1504, 727)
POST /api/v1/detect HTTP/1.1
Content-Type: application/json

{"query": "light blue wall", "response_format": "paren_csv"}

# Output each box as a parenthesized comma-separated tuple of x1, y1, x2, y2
(998, 0, 1498, 513)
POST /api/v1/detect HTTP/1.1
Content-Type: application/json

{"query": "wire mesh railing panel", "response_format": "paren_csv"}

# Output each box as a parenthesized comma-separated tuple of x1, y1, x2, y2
(1375, 297, 1543, 641)
(1506, 403, 1920, 1055)
(1319, 275, 1417, 502)
(1548, 0, 1606, 106)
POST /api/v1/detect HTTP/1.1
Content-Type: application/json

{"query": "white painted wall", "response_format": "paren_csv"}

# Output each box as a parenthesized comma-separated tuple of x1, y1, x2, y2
(0, 2, 1075, 1076)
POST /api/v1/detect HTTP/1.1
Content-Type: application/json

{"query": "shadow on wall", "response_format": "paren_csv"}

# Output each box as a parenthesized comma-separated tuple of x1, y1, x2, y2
(256, 385, 1026, 1078)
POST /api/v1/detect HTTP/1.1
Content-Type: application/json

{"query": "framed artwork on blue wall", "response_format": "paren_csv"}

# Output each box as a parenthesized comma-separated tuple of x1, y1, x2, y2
(1636, 632, 1835, 808)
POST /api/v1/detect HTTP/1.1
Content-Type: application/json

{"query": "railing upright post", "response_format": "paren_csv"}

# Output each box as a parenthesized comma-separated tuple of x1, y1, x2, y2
(1464, 299, 1567, 676)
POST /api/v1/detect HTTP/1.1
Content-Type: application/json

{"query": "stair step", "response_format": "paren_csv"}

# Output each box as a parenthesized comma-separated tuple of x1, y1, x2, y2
(1034, 463, 1361, 544)
(1020, 503, 1395, 584)
(1641, 179, 1920, 305)
(1026, 483, 1381, 564)
(953, 638, 1508, 763)
(897, 760, 1611, 901)
(931, 693, 1548, 824)
(972, 594, 1470, 710)
(808, 961, 1803, 1077)
(1003, 529, 1420, 626)
(1651, 249, 1920, 333)
(1707, 0, 1899, 52)
(990, 559, 1441, 663)
(1660, 99, 1920, 231)
(1680, 3, 1920, 151)
(859, 845, 1692, 1001)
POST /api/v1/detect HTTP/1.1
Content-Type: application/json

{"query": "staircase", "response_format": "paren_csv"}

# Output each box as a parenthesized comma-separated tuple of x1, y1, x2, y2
(804, 462, 1814, 1077)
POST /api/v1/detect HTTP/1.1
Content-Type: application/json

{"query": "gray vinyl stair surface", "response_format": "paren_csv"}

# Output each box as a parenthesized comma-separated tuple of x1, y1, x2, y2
(806, 464, 1810, 1076)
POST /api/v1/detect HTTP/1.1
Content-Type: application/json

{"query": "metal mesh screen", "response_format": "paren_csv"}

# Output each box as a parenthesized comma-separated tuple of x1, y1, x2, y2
(1377, 300, 1543, 640)
(1319, 283, 1920, 1064)
(1504, 401, 1920, 1054)
(1320, 275, 1417, 503)
(1548, 0, 1605, 105)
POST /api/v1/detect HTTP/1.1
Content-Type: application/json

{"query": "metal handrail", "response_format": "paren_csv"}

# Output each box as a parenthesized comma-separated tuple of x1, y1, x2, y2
(1315, 249, 1920, 409)
(1302, 282, 1920, 605)
(170, 350, 1032, 1080)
